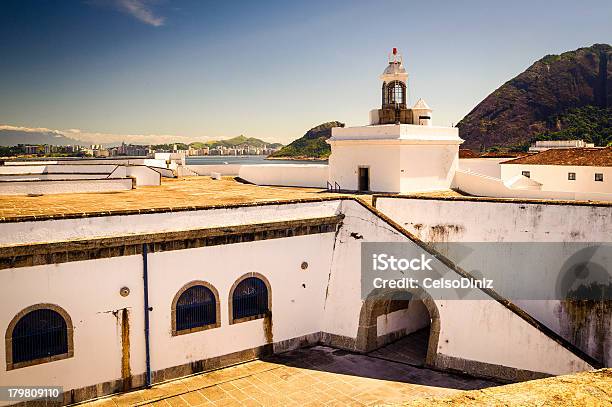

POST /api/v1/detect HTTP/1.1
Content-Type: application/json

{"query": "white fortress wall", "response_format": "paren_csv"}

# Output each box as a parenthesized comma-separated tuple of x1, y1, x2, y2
(0, 199, 598, 402)
(0, 255, 146, 396)
(148, 233, 336, 371)
(323, 200, 594, 375)
(0, 164, 124, 175)
(374, 196, 612, 365)
(238, 164, 328, 188)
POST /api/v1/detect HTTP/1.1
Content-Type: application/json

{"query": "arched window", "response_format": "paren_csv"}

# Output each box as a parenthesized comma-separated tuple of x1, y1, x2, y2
(384, 81, 406, 107)
(6, 304, 73, 370)
(230, 275, 271, 323)
(172, 282, 220, 335)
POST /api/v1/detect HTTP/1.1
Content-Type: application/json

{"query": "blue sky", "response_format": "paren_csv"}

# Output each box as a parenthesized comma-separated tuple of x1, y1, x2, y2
(0, 0, 611, 144)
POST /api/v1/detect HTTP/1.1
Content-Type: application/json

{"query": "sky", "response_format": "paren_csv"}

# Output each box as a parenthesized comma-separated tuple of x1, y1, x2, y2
(0, 0, 611, 145)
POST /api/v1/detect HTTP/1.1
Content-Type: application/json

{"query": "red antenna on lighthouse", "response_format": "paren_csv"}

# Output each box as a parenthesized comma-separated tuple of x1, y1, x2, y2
(392, 47, 397, 55)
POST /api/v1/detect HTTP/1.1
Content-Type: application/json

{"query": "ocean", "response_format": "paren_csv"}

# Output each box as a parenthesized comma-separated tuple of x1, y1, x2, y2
(186, 155, 327, 165)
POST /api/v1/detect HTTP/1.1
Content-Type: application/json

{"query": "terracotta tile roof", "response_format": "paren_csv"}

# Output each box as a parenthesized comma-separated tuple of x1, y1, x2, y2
(458, 149, 478, 158)
(501, 147, 612, 166)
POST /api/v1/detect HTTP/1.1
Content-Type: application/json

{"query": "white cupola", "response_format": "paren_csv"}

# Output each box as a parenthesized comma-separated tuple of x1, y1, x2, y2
(412, 98, 433, 126)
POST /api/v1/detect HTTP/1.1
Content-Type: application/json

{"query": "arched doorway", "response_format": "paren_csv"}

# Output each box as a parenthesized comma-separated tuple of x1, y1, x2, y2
(356, 287, 440, 367)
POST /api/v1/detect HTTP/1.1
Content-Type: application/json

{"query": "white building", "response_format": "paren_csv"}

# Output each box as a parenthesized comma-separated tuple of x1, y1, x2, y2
(529, 139, 595, 152)
(327, 49, 463, 193)
(500, 148, 611, 195)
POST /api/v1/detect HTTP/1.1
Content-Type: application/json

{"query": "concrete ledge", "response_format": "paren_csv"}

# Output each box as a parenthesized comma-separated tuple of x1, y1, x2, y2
(372, 193, 612, 207)
(434, 354, 551, 383)
(0, 215, 344, 269)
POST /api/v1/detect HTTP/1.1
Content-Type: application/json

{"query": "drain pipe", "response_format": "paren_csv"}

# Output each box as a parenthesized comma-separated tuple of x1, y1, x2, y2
(142, 243, 152, 388)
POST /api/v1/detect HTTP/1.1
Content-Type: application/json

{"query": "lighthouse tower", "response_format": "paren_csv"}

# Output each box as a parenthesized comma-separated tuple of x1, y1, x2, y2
(327, 48, 463, 193)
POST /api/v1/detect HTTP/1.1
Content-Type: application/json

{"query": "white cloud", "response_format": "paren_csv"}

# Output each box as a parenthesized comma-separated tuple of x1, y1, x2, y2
(116, 0, 164, 27)
(89, 0, 165, 27)
(0, 124, 210, 145)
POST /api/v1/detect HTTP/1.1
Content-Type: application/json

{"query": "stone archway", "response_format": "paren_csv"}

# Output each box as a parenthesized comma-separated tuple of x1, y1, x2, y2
(356, 287, 440, 367)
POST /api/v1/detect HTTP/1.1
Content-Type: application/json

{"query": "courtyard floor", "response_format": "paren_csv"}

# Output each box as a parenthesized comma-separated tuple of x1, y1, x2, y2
(82, 345, 497, 407)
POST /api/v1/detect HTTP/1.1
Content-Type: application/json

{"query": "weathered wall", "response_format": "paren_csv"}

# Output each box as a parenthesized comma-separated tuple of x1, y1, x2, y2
(321, 200, 593, 376)
(0, 178, 133, 195)
(375, 196, 612, 366)
(0, 164, 123, 175)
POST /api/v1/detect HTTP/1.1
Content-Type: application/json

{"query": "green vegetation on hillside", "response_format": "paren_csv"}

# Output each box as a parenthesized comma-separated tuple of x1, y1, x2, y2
(269, 121, 345, 159)
(457, 43, 611, 150)
(531, 106, 612, 146)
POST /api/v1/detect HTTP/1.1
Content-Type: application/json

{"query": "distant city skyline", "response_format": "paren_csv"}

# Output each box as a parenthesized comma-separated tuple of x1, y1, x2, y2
(1, 0, 611, 145)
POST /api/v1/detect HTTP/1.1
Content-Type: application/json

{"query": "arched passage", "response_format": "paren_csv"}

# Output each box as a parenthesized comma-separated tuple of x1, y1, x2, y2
(356, 287, 440, 367)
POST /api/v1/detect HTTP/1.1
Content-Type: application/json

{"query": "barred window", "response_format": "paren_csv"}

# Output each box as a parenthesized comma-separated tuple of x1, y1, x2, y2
(12, 309, 68, 364)
(232, 277, 269, 321)
(385, 81, 405, 106)
(176, 285, 217, 332)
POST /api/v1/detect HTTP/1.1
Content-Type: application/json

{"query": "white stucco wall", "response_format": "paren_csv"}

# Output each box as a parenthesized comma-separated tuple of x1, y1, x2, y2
(125, 166, 161, 186)
(183, 164, 242, 176)
(238, 165, 328, 188)
(376, 301, 430, 337)
(0, 178, 133, 195)
(453, 169, 612, 201)
(0, 256, 146, 393)
(328, 143, 400, 192)
(374, 196, 612, 365)
(0, 164, 123, 175)
(458, 158, 506, 178)
(148, 233, 335, 372)
(322, 200, 593, 374)
(399, 144, 458, 192)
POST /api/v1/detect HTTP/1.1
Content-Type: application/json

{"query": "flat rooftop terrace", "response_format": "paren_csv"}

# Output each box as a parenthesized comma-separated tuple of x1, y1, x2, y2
(0, 176, 463, 222)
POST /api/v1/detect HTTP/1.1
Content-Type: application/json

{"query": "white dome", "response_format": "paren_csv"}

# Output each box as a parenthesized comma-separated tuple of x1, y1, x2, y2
(382, 61, 406, 76)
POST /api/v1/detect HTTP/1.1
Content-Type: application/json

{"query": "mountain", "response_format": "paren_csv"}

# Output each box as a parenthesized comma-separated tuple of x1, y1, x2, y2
(268, 121, 345, 159)
(0, 129, 81, 146)
(458, 44, 611, 150)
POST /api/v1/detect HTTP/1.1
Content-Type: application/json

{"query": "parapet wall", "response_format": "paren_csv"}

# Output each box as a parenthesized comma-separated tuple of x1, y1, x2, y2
(238, 164, 328, 188)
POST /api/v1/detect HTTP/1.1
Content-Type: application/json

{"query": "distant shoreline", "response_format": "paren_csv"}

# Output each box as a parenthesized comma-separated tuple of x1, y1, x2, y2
(265, 156, 327, 161)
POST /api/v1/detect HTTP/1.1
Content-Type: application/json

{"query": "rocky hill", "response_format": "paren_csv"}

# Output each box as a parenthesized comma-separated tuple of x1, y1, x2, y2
(268, 121, 345, 159)
(458, 44, 611, 150)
